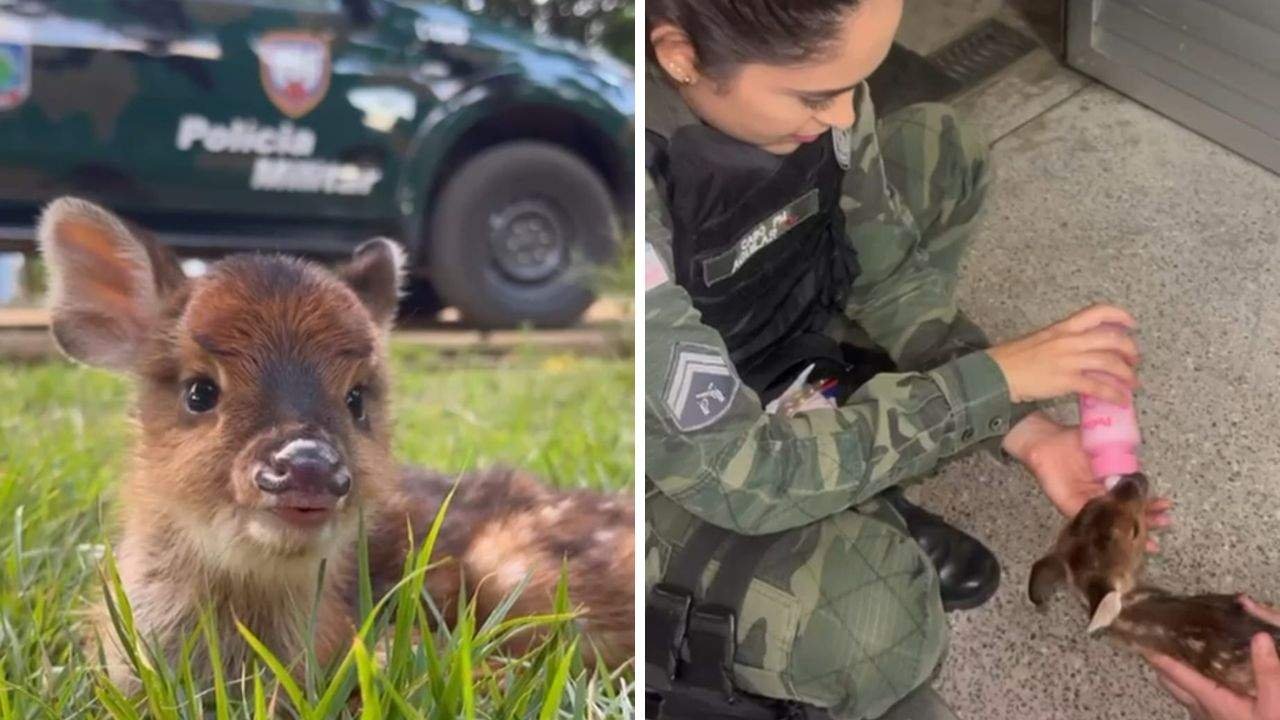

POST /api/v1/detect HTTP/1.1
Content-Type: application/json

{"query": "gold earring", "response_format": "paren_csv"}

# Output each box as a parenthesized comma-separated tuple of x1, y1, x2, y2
(669, 66, 694, 85)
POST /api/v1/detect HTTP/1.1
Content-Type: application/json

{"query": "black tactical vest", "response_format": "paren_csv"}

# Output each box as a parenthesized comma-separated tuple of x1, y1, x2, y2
(648, 122, 868, 403)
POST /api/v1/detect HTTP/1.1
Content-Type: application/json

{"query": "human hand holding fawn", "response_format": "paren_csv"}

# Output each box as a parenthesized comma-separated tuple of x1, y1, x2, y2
(1144, 597, 1280, 720)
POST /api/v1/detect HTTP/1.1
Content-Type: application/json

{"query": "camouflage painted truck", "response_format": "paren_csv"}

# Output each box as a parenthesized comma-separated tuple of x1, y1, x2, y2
(0, 0, 634, 326)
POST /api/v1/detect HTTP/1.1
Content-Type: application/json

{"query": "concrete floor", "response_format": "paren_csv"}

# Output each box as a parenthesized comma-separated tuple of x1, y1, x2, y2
(895, 2, 1280, 719)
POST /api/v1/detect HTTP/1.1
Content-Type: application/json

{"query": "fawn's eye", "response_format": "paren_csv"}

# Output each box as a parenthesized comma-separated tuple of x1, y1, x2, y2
(184, 378, 219, 413)
(346, 386, 366, 422)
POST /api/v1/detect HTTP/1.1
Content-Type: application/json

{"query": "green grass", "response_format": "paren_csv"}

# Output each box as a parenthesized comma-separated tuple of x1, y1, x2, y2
(0, 343, 634, 719)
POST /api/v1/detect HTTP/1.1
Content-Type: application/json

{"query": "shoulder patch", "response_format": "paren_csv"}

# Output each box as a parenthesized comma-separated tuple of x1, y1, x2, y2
(832, 126, 852, 170)
(644, 242, 670, 291)
(663, 342, 740, 431)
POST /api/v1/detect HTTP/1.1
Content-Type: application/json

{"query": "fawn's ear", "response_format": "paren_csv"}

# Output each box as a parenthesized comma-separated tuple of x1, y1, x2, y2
(38, 197, 184, 370)
(1087, 590, 1124, 635)
(1029, 554, 1068, 606)
(337, 237, 405, 328)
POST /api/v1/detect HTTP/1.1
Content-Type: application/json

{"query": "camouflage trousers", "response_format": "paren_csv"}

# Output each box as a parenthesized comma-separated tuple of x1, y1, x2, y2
(646, 103, 990, 720)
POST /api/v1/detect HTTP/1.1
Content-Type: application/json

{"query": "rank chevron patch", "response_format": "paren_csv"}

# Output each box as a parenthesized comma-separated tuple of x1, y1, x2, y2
(663, 342, 740, 431)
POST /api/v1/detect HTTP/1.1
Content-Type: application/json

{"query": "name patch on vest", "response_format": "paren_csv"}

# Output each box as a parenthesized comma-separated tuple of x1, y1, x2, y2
(664, 342, 740, 431)
(701, 189, 819, 287)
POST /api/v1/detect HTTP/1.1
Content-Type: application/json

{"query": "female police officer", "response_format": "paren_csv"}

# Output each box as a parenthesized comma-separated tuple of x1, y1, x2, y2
(643, 0, 1169, 718)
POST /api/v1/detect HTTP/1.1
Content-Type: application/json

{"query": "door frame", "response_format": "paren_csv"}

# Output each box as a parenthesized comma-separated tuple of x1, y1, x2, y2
(1065, 0, 1280, 175)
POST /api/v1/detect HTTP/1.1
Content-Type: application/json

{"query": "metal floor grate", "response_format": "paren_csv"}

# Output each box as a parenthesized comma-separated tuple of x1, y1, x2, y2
(929, 19, 1040, 88)
(867, 19, 1040, 115)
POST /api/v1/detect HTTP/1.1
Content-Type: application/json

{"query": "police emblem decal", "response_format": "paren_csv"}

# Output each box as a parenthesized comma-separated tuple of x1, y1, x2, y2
(0, 43, 31, 111)
(833, 126, 852, 170)
(664, 343, 740, 431)
(254, 31, 331, 119)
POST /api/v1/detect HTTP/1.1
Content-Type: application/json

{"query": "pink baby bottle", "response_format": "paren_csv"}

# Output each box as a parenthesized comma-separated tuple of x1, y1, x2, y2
(1078, 381, 1141, 490)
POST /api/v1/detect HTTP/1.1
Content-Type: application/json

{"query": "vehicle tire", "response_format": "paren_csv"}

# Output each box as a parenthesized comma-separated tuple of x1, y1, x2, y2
(426, 141, 618, 328)
(397, 276, 445, 322)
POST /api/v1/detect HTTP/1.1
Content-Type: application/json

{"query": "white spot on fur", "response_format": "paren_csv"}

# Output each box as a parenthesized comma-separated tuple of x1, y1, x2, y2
(498, 559, 531, 590)
(1087, 591, 1124, 635)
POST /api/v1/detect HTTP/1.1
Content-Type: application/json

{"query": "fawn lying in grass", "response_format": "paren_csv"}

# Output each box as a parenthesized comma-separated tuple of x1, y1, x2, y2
(1029, 473, 1279, 696)
(38, 197, 633, 691)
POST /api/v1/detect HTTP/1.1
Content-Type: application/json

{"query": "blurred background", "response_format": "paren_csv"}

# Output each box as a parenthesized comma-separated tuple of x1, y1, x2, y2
(440, 0, 632, 62)
(0, 0, 635, 336)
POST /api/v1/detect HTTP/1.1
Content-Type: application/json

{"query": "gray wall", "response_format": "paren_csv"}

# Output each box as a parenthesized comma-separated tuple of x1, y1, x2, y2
(1067, 0, 1280, 174)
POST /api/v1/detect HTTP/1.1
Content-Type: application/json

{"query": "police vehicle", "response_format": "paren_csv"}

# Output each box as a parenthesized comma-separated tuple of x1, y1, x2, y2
(0, 0, 634, 327)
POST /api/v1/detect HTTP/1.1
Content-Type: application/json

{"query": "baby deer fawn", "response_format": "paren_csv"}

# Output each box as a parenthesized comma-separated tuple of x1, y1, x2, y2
(1029, 473, 1279, 696)
(38, 197, 633, 691)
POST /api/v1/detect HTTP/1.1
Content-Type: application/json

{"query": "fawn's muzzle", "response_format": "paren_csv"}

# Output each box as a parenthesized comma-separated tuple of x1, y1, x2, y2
(1112, 472, 1149, 499)
(255, 438, 351, 497)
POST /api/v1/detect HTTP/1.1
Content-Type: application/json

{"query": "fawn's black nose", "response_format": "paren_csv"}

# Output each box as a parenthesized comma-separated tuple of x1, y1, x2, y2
(255, 438, 351, 497)
(1113, 472, 1149, 499)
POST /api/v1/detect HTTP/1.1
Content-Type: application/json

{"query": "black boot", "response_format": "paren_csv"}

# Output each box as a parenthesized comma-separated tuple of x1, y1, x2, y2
(881, 487, 1000, 612)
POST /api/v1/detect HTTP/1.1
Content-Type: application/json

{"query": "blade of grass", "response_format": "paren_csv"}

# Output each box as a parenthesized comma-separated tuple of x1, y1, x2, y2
(459, 598, 475, 720)
(390, 482, 457, 685)
(304, 557, 329, 701)
(357, 512, 373, 624)
(352, 636, 381, 720)
(0, 662, 9, 719)
(253, 670, 268, 720)
(311, 645, 357, 720)
(538, 638, 579, 720)
(178, 631, 200, 720)
(377, 676, 426, 720)
(93, 677, 142, 720)
(234, 621, 310, 716)
(198, 608, 231, 720)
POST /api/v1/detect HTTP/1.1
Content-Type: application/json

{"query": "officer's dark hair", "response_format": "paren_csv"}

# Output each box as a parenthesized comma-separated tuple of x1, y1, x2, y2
(646, 0, 864, 80)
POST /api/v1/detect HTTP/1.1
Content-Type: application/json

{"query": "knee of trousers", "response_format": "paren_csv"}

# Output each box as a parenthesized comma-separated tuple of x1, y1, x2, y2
(887, 102, 991, 211)
(730, 511, 948, 718)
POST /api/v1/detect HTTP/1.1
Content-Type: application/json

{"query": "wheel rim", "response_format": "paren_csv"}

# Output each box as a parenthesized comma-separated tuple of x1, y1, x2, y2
(487, 199, 568, 284)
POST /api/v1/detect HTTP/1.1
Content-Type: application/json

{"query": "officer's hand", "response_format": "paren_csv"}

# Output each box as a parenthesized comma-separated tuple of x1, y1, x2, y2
(987, 304, 1140, 405)
(1003, 412, 1172, 544)
(1144, 610, 1280, 720)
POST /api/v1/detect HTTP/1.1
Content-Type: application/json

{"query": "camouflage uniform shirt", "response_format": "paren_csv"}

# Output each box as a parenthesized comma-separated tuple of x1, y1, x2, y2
(645, 77, 1018, 536)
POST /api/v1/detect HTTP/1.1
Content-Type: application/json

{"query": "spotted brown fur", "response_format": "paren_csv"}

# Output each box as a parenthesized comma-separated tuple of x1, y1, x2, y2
(38, 197, 634, 691)
(1029, 473, 1276, 696)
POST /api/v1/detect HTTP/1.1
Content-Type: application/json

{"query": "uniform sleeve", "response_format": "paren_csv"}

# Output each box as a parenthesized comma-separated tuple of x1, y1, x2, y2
(645, 175, 1015, 536)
